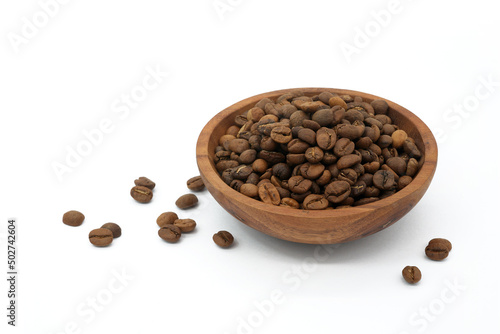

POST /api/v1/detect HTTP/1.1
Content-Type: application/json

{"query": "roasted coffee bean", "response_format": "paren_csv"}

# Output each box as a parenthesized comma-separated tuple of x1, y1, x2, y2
(302, 120, 321, 131)
(280, 197, 300, 208)
(386, 157, 407, 176)
(252, 159, 268, 173)
(356, 137, 373, 149)
(240, 183, 259, 197)
(159, 225, 182, 243)
(345, 109, 364, 123)
(373, 170, 395, 190)
(322, 152, 337, 165)
(337, 123, 363, 140)
(350, 180, 367, 197)
(364, 117, 383, 130)
(101, 223, 121, 238)
(402, 266, 422, 284)
(298, 128, 316, 145)
(213, 230, 234, 248)
(312, 109, 334, 126)
(334, 138, 355, 157)
(288, 175, 313, 194)
(246, 173, 260, 185)
(303, 194, 329, 210)
(173, 219, 196, 232)
(403, 140, 421, 158)
(272, 163, 292, 180)
(337, 154, 362, 170)
(318, 91, 335, 104)
(328, 96, 348, 109)
(89, 228, 113, 247)
(63, 210, 85, 227)
(358, 173, 373, 186)
(316, 170, 332, 186)
(305, 147, 324, 164)
(300, 163, 325, 180)
(382, 123, 397, 136)
(239, 149, 257, 165)
(134, 176, 156, 190)
(258, 183, 281, 205)
(288, 139, 309, 154)
(398, 175, 413, 190)
(157, 212, 179, 227)
(276, 187, 290, 199)
(363, 161, 380, 174)
(293, 100, 326, 113)
(230, 179, 244, 191)
(290, 191, 312, 203)
(216, 160, 239, 173)
(270, 126, 293, 144)
(233, 165, 253, 180)
(187, 176, 205, 191)
(287, 153, 306, 165)
(381, 164, 400, 182)
(364, 186, 380, 197)
(228, 138, 250, 154)
(429, 238, 452, 251)
(325, 181, 351, 204)
(131, 186, 153, 203)
(214, 150, 231, 163)
(371, 99, 389, 114)
(290, 110, 310, 127)
(316, 127, 336, 150)
(247, 107, 265, 122)
(391, 130, 408, 149)
(425, 241, 450, 260)
(175, 194, 198, 209)
(258, 150, 285, 164)
(227, 125, 240, 137)
(260, 168, 273, 180)
(377, 135, 393, 149)
(338, 168, 358, 185)
(221, 168, 235, 185)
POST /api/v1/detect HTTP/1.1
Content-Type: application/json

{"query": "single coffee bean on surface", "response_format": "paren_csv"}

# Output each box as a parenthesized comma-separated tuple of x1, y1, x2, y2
(156, 212, 179, 227)
(402, 266, 422, 284)
(428, 238, 452, 251)
(131, 186, 153, 203)
(175, 194, 198, 209)
(213, 230, 234, 248)
(173, 219, 196, 232)
(134, 176, 156, 190)
(158, 225, 182, 242)
(187, 176, 205, 191)
(89, 228, 113, 247)
(101, 223, 121, 238)
(62, 210, 85, 226)
(425, 240, 451, 260)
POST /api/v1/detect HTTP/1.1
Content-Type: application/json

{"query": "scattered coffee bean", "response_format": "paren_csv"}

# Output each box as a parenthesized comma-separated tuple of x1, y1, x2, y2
(175, 194, 198, 209)
(425, 239, 451, 261)
(214, 91, 424, 209)
(131, 186, 153, 203)
(63, 210, 85, 226)
(213, 230, 234, 248)
(173, 219, 196, 232)
(134, 176, 156, 190)
(157, 212, 179, 227)
(89, 228, 113, 247)
(402, 266, 422, 284)
(428, 238, 452, 251)
(187, 176, 205, 191)
(101, 223, 121, 238)
(158, 225, 182, 242)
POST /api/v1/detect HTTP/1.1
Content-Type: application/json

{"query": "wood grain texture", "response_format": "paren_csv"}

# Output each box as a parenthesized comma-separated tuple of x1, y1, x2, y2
(196, 88, 438, 244)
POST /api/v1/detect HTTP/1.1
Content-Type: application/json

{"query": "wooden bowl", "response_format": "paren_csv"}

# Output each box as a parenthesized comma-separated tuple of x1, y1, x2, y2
(196, 88, 438, 244)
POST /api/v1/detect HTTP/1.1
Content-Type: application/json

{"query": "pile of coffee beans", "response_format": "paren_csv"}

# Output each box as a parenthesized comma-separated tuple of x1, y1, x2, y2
(402, 237, 452, 284)
(213, 90, 423, 209)
(131, 176, 156, 203)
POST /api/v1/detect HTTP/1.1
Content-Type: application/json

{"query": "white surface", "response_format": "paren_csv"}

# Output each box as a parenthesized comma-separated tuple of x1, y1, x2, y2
(1, 1, 499, 333)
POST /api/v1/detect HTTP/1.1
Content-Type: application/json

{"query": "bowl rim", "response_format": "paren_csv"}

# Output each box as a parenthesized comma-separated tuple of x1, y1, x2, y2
(196, 87, 438, 219)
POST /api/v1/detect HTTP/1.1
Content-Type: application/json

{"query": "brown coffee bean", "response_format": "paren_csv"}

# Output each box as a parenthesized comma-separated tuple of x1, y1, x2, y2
(173, 219, 196, 232)
(391, 130, 408, 149)
(373, 170, 395, 190)
(350, 180, 367, 197)
(187, 176, 205, 191)
(247, 107, 265, 122)
(316, 127, 337, 150)
(258, 150, 285, 164)
(131, 186, 153, 203)
(157, 212, 179, 227)
(406, 158, 419, 177)
(364, 186, 380, 197)
(240, 183, 259, 197)
(280, 197, 300, 208)
(134, 176, 156, 190)
(62, 210, 85, 227)
(377, 135, 393, 149)
(292, 100, 326, 113)
(305, 147, 324, 164)
(270, 125, 293, 144)
(258, 183, 281, 205)
(425, 239, 451, 260)
(158, 225, 182, 242)
(403, 140, 422, 158)
(216, 160, 239, 173)
(287, 153, 306, 165)
(338, 168, 358, 185)
(337, 123, 364, 140)
(213, 230, 234, 247)
(298, 128, 316, 145)
(228, 138, 250, 154)
(288, 175, 313, 194)
(402, 266, 422, 284)
(337, 154, 362, 170)
(328, 96, 348, 109)
(386, 157, 407, 176)
(302, 194, 329, 210)
(101, 223, 121, 238)
(272, 163, 291, 180)
(175, 194, 198, 209)
(371, 99, 389, 114)
(252, 159, 268, 173)
(302, 120, 321, 131)
(325, 181, 351, 204)
(311, 109, 334, 127)
(300, 163, 325, 180)
(334, 138, 355, 157)
(89, 228, 113, 247)
(287, 139, 309, 154)
(398, 175, 413, 190)
(429, 238, 452, 251)
(239, 149, 257, 165)
(232, 165, 253, 180)
(260, 136, 277, 151)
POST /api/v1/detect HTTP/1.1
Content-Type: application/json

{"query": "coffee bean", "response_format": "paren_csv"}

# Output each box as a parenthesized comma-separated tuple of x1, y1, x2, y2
(62, 210, 85, 227)
(406, 158, 419, 177)
(305, 147, 324, 164)
(403, 140, 421, 158)
(316, 127, 337, 150)
(337, 154, 362, 170)
(157, 212, 179, 227)
(280, 197, 300, 208)
(371, 99, 389, 114)
(402, 266, 422, 284)
(373, 170, 395, 190)
(252, 159, 268, 173)
(187, 176, 205, 191)
(312, 109, 334, 127)
(239, 149, 257, 165)
(213, 230, 234, 248)
(89, 228, 113, 247)
(429, 238, 452, 251)
(272, 163, 291, 180)
(173, 219, 196, 232)
(240, 183, 259, 197)
(270, 125, 292, 144)
(233, 165, 253, 180)
(425, 241, 450, 261)
(338, 168, 358, 185)
(334, 138, 355, 157)
(328, 96, 348, 109)
(391, 130, 408, 149)
(298, 128, 316, 145)
(288, 175, 313, 194)
(303, 194, 329, 210)
(134, 176, 156, 190)
(175, 194, 198, 209)
(131, 186, 153, 203)
(158, 225, 182, 242)
(228, 138, 250, 154)
(350, 180, 367, 197)
(101, 223, 121, 238)
(386, 157, 407, 176)
(398, 175, 413, 190)
(258, 183, 281, 205)
(325, 181, 351, 204)
(300, 163, 325, 180)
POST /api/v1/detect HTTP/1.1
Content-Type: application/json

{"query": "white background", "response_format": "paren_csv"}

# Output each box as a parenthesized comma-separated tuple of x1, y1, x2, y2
(1, 1, 499, 334)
